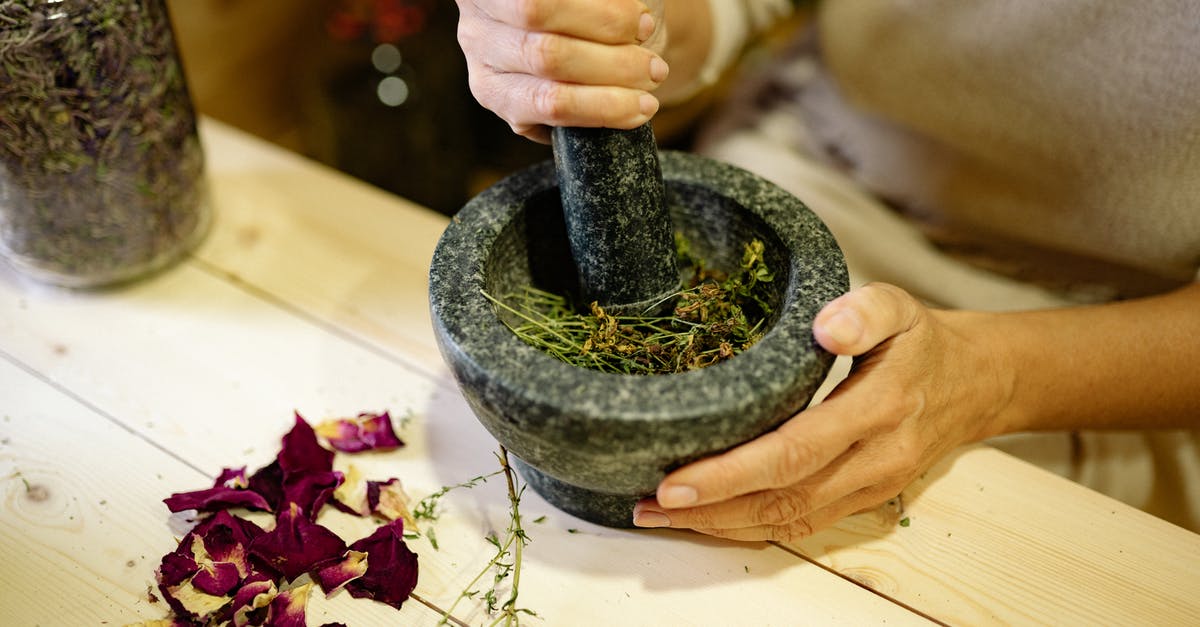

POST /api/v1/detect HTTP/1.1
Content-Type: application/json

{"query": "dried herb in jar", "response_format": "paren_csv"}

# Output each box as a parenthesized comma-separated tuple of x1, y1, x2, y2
(0, 0, 209, 287)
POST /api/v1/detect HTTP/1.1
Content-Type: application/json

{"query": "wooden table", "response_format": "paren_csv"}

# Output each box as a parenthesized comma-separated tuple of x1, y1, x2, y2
(3, 120, 1198, 626)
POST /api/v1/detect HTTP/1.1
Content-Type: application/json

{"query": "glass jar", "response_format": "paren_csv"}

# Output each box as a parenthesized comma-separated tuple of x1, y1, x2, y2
(0, 0, 210, 288)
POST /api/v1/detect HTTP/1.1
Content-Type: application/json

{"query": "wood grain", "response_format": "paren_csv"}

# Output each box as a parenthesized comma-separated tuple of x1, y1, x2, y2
(786, 444, 1200, 625)
(0, 357, 447, 625)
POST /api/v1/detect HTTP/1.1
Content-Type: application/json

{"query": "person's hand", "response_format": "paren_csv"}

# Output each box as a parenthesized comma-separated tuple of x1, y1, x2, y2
(455, 0, 669, 143)
(633, 283, 1012, 541)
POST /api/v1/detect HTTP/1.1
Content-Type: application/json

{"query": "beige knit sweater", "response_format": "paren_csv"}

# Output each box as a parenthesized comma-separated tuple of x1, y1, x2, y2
(810, 1, 1200, 298)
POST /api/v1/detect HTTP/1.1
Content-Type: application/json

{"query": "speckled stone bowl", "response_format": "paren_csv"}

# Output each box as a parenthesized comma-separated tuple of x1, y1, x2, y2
(428, 151, 848, 528)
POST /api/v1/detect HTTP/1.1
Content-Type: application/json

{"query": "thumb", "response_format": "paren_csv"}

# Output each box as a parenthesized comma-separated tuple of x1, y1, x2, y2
(813, 283, 924, 356)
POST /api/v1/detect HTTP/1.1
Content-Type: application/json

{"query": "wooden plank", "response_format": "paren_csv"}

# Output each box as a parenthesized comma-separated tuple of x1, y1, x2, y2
(0, 357, 447, 626)
(0, 254, 929, 624)
(783, 444, 1200, 625)
(194, 118, 450, 373)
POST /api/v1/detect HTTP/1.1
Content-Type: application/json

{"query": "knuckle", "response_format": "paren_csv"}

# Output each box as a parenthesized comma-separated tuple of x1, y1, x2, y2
(530, 82, 569, 123)
(456, 17, 480, 47)
(754, 491, 807, 526)
(773, 519, 814, 543)
(874, 382, 917, 430)
(515, 0, 550, 30)
(681, 507, 718, 530)
(521, 31, 561, 77)
(771, 431, 821, 485)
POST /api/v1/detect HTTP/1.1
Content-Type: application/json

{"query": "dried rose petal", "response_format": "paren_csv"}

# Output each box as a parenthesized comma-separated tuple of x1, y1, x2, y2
(161, 575, 233, 623)
(193, 510, 266, 548)
(157, 550, 198, 588)
(248, 460, 285, 512)
(282, 469, 343, 520)
(191, 560, 241, 597)
(229, 575, 277, 627)
(332, 464, 371, 517)
(162, 486, 271, 513)
(369, 478, 418, 530)
(312, 550, 368, 595)
(249, 503, 347, 581)
(314, 411, 404, 453)
(266, 582, 314, 627)
(280, 412, 334, 474)
(214, 466, 251, 488)
(164, 466, 272, 513)
(195, 517, 251, 573)
(343, 518, 418, 610)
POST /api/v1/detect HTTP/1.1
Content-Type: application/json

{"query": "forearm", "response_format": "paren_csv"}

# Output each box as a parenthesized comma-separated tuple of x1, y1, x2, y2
(956, 282, 1200, 436)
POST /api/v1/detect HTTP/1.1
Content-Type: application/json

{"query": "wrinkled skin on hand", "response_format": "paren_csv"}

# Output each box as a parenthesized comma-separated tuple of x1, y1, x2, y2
(454, 0, 669, 142)
(634, 283, 1011, 541)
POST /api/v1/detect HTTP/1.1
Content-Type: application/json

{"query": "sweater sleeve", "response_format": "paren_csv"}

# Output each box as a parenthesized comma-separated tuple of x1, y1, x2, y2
(670, 0, 794, 101)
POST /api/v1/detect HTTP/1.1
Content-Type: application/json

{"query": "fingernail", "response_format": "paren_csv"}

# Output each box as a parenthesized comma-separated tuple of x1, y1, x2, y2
(637, 12, 655, 42)
(658, 485, 697, 507)
(634, 510, 671, 528)
(639, 93, 659, 117)
(822, 309, 863, 346)
(649, 56, 669, 83)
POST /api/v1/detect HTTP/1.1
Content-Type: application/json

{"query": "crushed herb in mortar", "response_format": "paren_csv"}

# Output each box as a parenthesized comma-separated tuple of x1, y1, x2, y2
(488, 235, 775, 374)
(0, 1, 208, 286)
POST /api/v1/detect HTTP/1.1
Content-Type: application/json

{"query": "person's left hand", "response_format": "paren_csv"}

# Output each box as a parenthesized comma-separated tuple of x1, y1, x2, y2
(632, 283, 1012, 541)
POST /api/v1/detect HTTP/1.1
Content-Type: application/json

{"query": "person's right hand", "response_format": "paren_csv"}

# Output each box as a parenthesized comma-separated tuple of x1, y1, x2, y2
(455, 0, 670, 143)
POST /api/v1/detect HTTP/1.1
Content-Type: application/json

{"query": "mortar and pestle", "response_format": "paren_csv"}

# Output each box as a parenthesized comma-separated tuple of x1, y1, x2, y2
(428, 123, 848, 527)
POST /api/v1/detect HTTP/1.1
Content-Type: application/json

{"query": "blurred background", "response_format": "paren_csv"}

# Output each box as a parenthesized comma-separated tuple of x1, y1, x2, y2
(167, 0, 730, 216)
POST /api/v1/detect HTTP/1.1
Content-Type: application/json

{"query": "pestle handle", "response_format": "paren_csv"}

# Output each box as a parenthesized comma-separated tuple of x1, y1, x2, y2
(552, 123, 680, 315)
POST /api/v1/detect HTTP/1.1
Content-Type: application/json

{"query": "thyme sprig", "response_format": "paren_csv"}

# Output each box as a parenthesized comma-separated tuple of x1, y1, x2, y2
(437, 447, 537, 626)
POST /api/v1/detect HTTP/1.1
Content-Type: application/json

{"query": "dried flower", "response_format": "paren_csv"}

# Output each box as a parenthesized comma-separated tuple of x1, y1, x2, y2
(150, 412, 427, 624)
(314, 411, 405, 453)
(249, 503, 348, 582)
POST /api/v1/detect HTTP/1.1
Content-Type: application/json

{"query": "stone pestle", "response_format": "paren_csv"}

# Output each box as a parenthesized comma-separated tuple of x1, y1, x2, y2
(551, 123, 680, 316)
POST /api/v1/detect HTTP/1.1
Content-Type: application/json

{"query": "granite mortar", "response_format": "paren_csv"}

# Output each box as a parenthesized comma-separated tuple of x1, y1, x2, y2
(428, 150, 848, 527)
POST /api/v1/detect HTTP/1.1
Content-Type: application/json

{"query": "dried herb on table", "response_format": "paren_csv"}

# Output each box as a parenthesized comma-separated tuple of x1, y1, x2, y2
(0, 1, 207, 286)
(143, 410, 540, 626)
(489, 236, 775, 375)
(436, 447, 538, 627)
(145, 411, 419, 625)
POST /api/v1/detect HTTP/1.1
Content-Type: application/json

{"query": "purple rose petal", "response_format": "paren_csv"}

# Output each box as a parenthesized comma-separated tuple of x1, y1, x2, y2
(282, 470, 343, 520)
(279, 412, 334, 474)
(266, 582, 313, 627)
(343, 519, 418, 610)
(157, 549, 199, 588)
(249, 503, 348, 582)
(215, 466, 251, 488)
(194, 510, 266, 548)
(248, 460, 285, 512)
(164, 466, 272, 513)
(229, 575, 277, 627)
(312, 550, 368, 595)
(331, 464, 371, 517)
(192, 560, 242, 597)
(163, 486, 271, 513)
(314, 411, 404, 453)
(368, 478, 418, 529)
